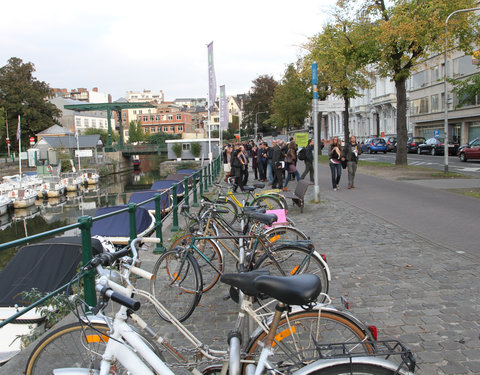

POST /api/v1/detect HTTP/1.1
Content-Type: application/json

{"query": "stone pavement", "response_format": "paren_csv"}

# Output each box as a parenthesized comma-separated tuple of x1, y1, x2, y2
(2, 173, 480, 374)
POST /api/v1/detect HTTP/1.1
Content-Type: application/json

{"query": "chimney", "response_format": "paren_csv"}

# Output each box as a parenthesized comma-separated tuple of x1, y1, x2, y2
(92, 87, 98, 92)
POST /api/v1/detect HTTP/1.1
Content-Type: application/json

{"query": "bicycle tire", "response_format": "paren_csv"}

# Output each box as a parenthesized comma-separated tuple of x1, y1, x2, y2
(168, 234, 224, 293)
(151, 248, 203, 322)
(305, 362, 397, 375)
(264, 225, 309, 242)
(246, 309, 374, 373)
(254, 245, 329, 308)
(216, 199, 239, 225)
(250, 194, 284, 211)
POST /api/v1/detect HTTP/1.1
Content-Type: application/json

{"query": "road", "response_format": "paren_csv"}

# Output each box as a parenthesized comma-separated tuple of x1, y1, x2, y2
(359, 151, 480, 178)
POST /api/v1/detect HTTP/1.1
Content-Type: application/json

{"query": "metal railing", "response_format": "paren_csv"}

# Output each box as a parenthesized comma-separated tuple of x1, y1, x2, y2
(0, 155, 222, 329)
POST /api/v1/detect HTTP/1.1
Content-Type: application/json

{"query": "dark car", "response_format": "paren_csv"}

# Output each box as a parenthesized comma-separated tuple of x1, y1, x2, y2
(407, 137, 426, 153)
(458, 138, 480, 162)
(383, 136, 397, 152)
(361, 138, 387, 154)
(417, 137, 459, 156)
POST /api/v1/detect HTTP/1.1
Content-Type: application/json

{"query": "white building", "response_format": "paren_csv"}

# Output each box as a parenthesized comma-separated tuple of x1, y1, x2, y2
(126, 90, 164, 103)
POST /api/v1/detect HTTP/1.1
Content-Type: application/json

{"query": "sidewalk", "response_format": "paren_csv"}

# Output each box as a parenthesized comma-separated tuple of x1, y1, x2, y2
(2, 170, 479, 374)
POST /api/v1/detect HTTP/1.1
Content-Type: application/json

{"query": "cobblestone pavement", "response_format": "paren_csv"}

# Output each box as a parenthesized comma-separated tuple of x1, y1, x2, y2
(3, 177, 479, 374)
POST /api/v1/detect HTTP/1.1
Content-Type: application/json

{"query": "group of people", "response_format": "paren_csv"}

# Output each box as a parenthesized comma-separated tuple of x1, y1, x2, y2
(221, 135, 362, 192)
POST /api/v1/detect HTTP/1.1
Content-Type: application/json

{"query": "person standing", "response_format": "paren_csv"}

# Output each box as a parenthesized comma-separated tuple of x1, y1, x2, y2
(258, 143, 268, 181)
(251, 144, 259, 180)
(223, 144, 232, 183)
(342, 135, 362, 189)
(328, 137, 342, 191)
(239, 145, 249, 186)
(271, 140, 285, 189)
(267, 140, 275, 185)
(283, 142, 300, 191)
(300, 139, 314, 183)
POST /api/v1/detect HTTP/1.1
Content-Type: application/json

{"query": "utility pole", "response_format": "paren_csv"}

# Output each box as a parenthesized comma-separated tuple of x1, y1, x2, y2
(312, 62, 320, 202)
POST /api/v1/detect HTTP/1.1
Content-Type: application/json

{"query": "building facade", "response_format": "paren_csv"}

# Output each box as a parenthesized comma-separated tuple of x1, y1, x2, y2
(126, 90, 164, 103)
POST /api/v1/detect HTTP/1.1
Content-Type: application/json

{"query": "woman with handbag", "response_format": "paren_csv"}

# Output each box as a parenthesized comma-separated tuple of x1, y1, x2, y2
(283, 142, 300, 191)
(329, 136, 343, 191)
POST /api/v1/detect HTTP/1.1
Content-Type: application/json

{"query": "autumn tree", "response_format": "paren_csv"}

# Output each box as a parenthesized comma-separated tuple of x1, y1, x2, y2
(268, 64, 311, 132)
(306, 18, 374, 141)
(0, 57, 60, 151)
(338, 0, 479, 165)
(241, 75, 278, 134)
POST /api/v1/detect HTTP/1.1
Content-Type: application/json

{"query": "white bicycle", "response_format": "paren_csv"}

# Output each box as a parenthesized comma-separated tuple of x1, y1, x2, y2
(24, 237, 415, 375)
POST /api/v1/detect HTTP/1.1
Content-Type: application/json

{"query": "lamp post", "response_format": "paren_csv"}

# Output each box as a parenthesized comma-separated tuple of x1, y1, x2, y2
(443, 7, 480, 173)
(255, 111, 267, 141)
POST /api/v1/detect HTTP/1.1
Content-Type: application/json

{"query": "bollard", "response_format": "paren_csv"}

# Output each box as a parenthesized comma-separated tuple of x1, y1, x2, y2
(153, 193, 166, 253)
(208, 163, 212, 187)
(183, 178, 189, 212)
(127, 203, 138, 242)
(78, 215, 96, 307)
(203, 165, 209, 192)
(192, 172, 198, 207)
(171, 184, 179, 232)
(199, 169, 204, 196)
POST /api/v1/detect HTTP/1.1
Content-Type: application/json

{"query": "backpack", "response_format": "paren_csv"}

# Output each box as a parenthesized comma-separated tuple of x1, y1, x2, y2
(298, 147, 306, 161)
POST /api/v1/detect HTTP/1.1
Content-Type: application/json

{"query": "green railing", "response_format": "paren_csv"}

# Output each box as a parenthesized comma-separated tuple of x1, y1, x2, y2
(0, 155, 222, 329)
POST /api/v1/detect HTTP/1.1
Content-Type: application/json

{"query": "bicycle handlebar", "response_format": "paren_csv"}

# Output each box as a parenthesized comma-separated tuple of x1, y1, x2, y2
(90, 247, 131, 268)
(98, 286, 140, 311)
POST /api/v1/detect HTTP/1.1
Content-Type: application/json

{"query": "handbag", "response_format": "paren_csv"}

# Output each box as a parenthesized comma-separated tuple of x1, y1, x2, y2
(341, 159, 347, 169)
(288, 163, 297, 173)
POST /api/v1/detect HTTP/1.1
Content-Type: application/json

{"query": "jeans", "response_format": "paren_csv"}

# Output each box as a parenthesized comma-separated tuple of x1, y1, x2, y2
(267, 161, 273, 183)
(329, 162, 342, 189)
(284, 170, 300, 187)
(347, 161, 357, 187)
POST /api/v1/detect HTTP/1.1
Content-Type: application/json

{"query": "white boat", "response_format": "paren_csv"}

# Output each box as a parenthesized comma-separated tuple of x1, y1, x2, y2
(60, 172, 85, 192)
(0, 195, 12, 216)
(81, 169, 100, 185)
(38, 177, 66, 198)
(8, 189, 38, 209)
(2, 174, 43, 191)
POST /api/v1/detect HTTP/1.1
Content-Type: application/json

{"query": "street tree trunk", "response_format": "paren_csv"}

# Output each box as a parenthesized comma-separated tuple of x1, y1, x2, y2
(343, 94, 350, 142)
(395, 78, 408, 165)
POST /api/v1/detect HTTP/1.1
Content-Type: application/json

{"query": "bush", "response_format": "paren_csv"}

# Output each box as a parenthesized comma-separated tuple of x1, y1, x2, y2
(191, 142, 202, 158)
(172, 143, 183, 158)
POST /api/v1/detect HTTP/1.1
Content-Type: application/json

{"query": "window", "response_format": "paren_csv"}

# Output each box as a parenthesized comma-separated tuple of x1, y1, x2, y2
(150, 127, 156, 133)
(163, 115, 167, 120)
(411, 70, 429, 90)
(431, 66, 440, 82)
(410, 97, 429, 115)
(155, 115, 160, 121)
(133, 110, 137, 115)
(453, 55, 478, 77)
(139, 110, 142, 114)
(143, 116, 148, 122)
(168, 115, 173, 121)
(178, 126, 183, 132)
(182, 143, 190, 151)
(170, 126, 175, 132)
(75, 118, 81, 127)
(84, 118, 89, 127)
(163, 127, 168, 132)
(431, 94, 440, 112)
(176, 114, 182, 120)
(91, 119, 96, 127)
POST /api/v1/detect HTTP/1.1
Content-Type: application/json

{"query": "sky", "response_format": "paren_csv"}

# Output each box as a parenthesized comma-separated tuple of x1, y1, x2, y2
(0, 0, 336, 102)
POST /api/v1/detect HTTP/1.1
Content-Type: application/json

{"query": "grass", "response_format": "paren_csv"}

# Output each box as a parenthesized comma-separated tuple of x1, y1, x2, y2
(448, 188, 480, 199)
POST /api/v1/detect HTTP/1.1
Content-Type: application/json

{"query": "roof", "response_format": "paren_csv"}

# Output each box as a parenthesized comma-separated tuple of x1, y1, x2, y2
(39, 135, 102, 148)
(37, 125, 73, 136)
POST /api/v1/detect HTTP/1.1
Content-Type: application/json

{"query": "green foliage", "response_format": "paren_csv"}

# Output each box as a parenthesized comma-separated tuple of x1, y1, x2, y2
(60, 159, 72, 172)
(0, 58, 60, 153)
(146, 131, 181, 145)
(19, 287, 82, 347)
(172, 142, 183, 158)
(269, 64, 311, 131)
(449, 73, 480, 108)
(190, 142, 202, 157)
(82, 128, 117, 145)
(128, 120, 144, 143)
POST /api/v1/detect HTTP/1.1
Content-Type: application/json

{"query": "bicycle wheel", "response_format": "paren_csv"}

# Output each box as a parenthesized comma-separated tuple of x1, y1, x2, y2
(264, 226, 309, 243)
(246, 309, 374, 373)
(25, 322, 116, 374)
(254, 245, 329, 306)
(151, 248, 203, 322)
(305, 363, 397, 375)
(216, 199, 239, 225)
(250, 194, 284, 211)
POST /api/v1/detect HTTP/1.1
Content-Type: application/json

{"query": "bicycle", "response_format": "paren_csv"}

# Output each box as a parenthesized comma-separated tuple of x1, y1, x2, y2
(151, 206, 330, 319)
(25, 238, 410, 375)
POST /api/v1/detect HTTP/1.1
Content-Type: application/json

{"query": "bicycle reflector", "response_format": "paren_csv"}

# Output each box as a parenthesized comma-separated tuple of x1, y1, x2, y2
(368, 325, 378, 340)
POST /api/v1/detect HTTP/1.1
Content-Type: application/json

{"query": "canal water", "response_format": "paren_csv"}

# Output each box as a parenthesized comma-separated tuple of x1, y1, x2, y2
(0, 155, 167, 271)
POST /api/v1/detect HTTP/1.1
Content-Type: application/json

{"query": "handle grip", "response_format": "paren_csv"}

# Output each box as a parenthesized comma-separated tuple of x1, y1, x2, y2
(128, 265, 154, 280)
(107, 290, 140, 311)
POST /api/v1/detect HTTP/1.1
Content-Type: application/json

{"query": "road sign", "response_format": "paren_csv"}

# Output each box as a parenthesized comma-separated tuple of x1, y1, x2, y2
(6, 138, 10, 144)
(434, 130, 440, 137)
(29, 137, 35, 145)
(380, 131, 385, 137)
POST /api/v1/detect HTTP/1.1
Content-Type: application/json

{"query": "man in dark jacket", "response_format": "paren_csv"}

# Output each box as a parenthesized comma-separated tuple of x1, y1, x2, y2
(300, 139, 314, 183)
(271, 140, 285, 189)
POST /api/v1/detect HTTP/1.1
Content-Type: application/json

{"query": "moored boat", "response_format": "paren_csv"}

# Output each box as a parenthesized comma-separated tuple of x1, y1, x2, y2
(8, 189, 38, 209)
(128, 190, 173, 215)
(60, 172, 85, 192)
(151, 179, 185, 198)
(0, 195, 12, 216)
(38, 177, 66, 198)
(81, 169, 100, 185)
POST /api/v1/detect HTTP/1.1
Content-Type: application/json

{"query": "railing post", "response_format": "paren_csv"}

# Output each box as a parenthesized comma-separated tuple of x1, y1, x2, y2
(78, 215, 96, 308)
(192, 172, 199, 207)
(199, 169, 204, 196)
(171, 185, 179, 232)
(127, 203, 138, 242)
(203, 165, 209, 192)
(208, 163, 212, 187)
(183, 178, 189, 212)
(153, 193, 166, 254)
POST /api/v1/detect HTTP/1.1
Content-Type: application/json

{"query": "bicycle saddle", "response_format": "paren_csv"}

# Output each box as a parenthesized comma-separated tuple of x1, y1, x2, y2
(241, 185, 255, 192)
(221, 269, 270, 297)
(245, 212, 277, 226)
(243, 206, 266, 213)
(254, 182, 265, 189)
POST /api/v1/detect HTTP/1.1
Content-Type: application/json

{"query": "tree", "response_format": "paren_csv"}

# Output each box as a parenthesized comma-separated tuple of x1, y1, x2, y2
(82, 128, 118, 145)
(269, 64, 311, 132)
(338, 0, 478, 165)
(0, 57, 60, 151)
(241, 75, 278, 134)
(146, 131, 181, 144)
(128, 120, 144, 143)
(449, 72, 480, 108)
(306, 18, 374, 141)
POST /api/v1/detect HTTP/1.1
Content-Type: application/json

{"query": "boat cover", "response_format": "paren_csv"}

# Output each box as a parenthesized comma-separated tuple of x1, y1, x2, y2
(128, 190, 172, 212)
(177, 169, 198, 175)
(91, 205, 153, 237)
(0, 237, 104, 307)
(150, 180, 185, 195)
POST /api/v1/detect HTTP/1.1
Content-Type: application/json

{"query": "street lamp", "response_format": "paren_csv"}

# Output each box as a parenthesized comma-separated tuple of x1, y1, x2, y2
(444, 7, 480, 173)
(255, 111, 268, 140)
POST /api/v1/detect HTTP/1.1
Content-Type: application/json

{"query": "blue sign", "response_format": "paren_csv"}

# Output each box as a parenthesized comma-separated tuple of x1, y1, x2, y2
(434, 130, 440, 137)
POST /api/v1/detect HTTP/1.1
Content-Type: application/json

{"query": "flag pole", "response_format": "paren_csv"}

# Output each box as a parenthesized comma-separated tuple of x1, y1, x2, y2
(5, 110, 11, 159)
(17, 115, 22, 182)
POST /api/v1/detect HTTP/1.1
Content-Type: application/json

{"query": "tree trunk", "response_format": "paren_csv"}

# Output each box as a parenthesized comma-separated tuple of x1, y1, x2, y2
(395, 78, 408, 166)
(343, 94, 350, 142)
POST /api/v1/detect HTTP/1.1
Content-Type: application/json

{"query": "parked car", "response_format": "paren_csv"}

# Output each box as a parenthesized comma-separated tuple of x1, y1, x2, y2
(383, 136, 397, 152)
(406, 137, 426, 153)
(361, 138, 387, 154)
(417, 137, 459, 156)
(458, 138, 480, 162)
(458, 137, 480, 154)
